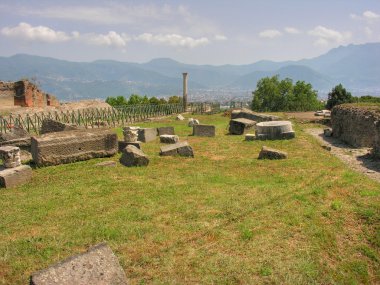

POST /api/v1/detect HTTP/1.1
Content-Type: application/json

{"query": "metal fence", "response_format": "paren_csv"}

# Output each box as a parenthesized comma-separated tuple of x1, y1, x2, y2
(0, 103, 183, 134)
(188, 102, 221, 114)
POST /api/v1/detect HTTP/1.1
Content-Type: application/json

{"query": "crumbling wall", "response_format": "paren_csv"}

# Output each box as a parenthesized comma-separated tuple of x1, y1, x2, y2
(374, 121, 380, 159)
(331, 104, 380, 148)
(0, 80, 59, 108)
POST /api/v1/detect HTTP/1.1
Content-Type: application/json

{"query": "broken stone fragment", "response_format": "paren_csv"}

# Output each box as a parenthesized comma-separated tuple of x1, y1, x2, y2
(160, 141, 194, 157)
(122, 126, 140, 142)
(159, 135, 179, 144)
(188, 118, 200, 127)
(176, 114, 185, 121)
(258, 146, 288, 160)
(0, 165, 32, 188)
(157, 126, 175, 136)
(120, 145, 149, 167)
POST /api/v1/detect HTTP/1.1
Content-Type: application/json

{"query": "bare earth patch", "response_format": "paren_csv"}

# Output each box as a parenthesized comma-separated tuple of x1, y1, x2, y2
(306, 128, 380, 183)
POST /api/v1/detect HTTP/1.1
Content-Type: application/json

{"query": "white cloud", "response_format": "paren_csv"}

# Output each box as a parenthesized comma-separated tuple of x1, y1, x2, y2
(284, 27, 301, 34)
(259, 29, 282, 39)
(135, 33, 209, 48)
(1, 22, 70, 43)
(364, 26, 373, 37)
(214, 35, 227, 41)
(363, 10, 380, 20)
(308, 25, 351, 46)
(84, 31, 128, 48)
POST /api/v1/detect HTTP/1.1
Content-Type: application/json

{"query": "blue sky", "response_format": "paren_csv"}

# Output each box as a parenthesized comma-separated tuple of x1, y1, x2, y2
(0, 0, 379, 64)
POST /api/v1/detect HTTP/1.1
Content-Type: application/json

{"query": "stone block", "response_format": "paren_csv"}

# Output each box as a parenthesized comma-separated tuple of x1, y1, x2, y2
(258, 146, 288, 160)
(193, 124, 215, 137)
(118, 141, 141, 152)
(245, 134, 256, 141)
(30, 243, 127, 285)
(160, 142, 194, 157)
(137, 128, 157, 143)
(0, 146, 21, 168)
(123, 126, 140, 142)
(0, 165, 32, 188)
(40, 119, 78, 134)
(324, 128, 333, 137)
(229, 118, 256, 135)
(120, 145, 149, 167)
(157, 126, 175, 136)
(176, 114, 185, 121)
(31, 129, 118, 167)
(231, 108, 280, 122)
(256, 121, 295, 140)
(160, 135, 179, 144)
(0, 126, 30, 142)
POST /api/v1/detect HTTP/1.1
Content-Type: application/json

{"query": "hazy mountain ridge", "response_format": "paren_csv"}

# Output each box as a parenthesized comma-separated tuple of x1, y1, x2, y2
(0, 42, 379, 101)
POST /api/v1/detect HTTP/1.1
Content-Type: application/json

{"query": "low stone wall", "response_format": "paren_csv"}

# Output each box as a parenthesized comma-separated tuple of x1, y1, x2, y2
(374, 121, 380, 158)
(331, 104, 380, 148)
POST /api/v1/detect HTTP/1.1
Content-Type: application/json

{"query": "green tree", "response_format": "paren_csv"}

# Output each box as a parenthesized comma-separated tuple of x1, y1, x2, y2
(291, 81, 321, 111)
(127, 94, 144, 105)
(326, 84, 353, 110)
(168, 96, 181, 104)
(105, 96, 128, 106)
(159, 98, 167, 104)
(149, 96, 160, 105)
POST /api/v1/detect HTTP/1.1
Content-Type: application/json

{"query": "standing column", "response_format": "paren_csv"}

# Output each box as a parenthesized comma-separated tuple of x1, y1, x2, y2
(182, 73, 188, 111)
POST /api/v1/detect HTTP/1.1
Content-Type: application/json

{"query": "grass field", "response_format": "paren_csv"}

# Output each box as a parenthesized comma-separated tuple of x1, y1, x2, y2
(0, 113, 379, 284)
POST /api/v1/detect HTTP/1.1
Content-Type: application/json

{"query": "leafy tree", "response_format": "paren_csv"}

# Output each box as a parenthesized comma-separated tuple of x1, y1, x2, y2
(127, 94, 144, 105)
(159, 98, 168, 104)
(168, 96, 181, 104)
(105, 96, 128, 106)
(252, 76, 321, 112)
(326, 84, 353, 110)
(149, 96, 160, 105)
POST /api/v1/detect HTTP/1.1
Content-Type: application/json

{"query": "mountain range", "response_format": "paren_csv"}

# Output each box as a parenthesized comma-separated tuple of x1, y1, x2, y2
(0, 42, 379, 101)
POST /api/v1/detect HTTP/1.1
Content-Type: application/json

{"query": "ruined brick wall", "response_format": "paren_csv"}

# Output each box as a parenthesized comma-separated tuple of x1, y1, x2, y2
(0, 80, 59, 108)
(331, 104, 380, 148)
(0, 82, 15, 106)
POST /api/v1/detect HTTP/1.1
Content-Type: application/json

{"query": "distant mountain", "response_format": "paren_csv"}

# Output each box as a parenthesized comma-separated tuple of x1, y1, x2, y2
(0, 42, 379, 101)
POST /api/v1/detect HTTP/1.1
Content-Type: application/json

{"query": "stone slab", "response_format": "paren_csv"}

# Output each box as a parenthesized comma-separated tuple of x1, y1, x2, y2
(160, 141, 194, 157)
(31, 129, 118, 167)
(159, 135, 179, 144)
(0, 165, 32, 188)
(256, 121, 295, 140)
(120, 145, 149, 167)
(229, 118, 256, 135)
(137, 128, 157, 143)
(231, 108, 280, 122)
(30, 243, 127, 285)
(245, 134, 256, 141)
(118, 141, 141, 152)
(157, 127, 175, 136)
(176, 114, 185, 121)
(193, 124, 215, 137)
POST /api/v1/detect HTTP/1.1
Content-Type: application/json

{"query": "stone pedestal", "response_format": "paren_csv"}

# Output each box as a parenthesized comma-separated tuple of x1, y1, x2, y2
(0, 146, 21, 168)
(137, 128, 157, 143)
(157, 127, 175, 136)
(256, 121, 295, 140)
(0, 165, 32, 188)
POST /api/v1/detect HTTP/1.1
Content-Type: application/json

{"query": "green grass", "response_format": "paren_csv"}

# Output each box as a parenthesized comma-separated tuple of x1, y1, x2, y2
(0, 113, 379, 284)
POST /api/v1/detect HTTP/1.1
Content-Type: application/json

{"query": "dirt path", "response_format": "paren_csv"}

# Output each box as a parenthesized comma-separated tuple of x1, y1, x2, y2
(306, 128, 380, 183)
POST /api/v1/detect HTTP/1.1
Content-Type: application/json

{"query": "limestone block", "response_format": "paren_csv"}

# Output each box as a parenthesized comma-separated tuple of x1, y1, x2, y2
(157, 126, 175, 136)
(258, 146, 288, 160)
(193, 124, 215, 137)
(137, 128, 157, 143)
(118, 141, 141, 152)
(0, 146, 21, 168)
(188, 118, 200, 127)
(176, 114, 185, 121)
(31, 129, 118, 167)
(123, 126, 140, 142)
(160, 141, 194, 157)
(229, 118, 256, 135)
(256, 121, 295, 140)
(0, 165, 32, 188)
(120, 145, 149, 167)
(231, 108, 280, 122)
(160, 135, 179, 144)
(30, 243, 127, 285)
(40, 119, 78, 134)
(245, 134, 256, 141)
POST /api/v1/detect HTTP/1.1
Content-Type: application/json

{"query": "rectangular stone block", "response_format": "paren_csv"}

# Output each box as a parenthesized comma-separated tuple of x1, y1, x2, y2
(157, 126, 175, 136)
(229, 118, 256, 135)
(0, 165, 32, 188)
(193, 124, 215, 137)
(31, 129, 118, 167)
(30, 243, 127, 285)
(160, 141, 194, 157)
(137, 128, 157, 142)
